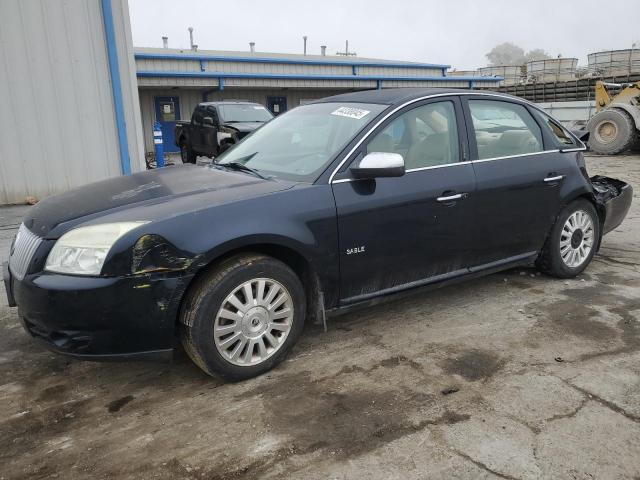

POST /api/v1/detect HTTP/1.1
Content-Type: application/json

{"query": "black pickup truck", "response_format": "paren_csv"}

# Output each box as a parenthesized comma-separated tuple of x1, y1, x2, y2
(175, 101, 273, 163)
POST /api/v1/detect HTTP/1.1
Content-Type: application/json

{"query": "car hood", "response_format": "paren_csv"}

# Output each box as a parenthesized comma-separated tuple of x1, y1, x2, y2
(222, 121, 266, 132)
(23, 165, 294, 237)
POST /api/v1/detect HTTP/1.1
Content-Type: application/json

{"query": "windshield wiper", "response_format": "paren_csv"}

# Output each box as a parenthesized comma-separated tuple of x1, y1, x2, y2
(224, 120, 266, 123)
(220, 162, 270, 180)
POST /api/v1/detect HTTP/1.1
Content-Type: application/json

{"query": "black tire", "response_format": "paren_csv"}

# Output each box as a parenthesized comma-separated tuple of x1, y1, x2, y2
(218, 140, 235, 154)
(536, 199, 600, 278)
(587, 108, 637, 155)
(180, 142, 196, 164)
(179, 253, 306, 381)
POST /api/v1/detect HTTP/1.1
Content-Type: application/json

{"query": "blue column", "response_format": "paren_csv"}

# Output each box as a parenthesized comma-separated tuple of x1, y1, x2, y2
(100, 0, 131, 175)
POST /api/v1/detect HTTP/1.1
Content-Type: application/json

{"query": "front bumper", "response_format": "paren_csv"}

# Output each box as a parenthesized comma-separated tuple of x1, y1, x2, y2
(4, 265, 191, 360)
(591, 176, 633, 234)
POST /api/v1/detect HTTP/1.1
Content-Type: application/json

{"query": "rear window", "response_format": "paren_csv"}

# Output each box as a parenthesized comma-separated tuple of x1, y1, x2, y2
(532, 109, 578, 146)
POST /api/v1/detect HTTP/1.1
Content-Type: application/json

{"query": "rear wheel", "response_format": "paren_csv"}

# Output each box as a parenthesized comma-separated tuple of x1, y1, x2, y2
(536, 199, 599, 278)
(180, 142, 196, 164)
(180, 253, 306, 380)
(587, 108, 637, 155)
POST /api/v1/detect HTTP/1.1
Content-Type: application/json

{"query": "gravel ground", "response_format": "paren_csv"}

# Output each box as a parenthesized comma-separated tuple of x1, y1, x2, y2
(1, 154, 639, 480)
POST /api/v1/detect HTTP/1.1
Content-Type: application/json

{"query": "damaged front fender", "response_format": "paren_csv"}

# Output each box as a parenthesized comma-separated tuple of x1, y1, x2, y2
(132, 234, 200, 274)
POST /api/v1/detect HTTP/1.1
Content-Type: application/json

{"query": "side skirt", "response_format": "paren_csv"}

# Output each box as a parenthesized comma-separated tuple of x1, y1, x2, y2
(327, 252, 538, 318)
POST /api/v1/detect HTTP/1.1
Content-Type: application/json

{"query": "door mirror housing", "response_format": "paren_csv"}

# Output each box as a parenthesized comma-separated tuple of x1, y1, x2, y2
(202, 116, 215, 126)
(350, 152, 405, 179)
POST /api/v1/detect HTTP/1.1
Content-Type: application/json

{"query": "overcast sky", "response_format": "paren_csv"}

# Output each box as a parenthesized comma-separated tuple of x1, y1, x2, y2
(129, 0, 639, 70)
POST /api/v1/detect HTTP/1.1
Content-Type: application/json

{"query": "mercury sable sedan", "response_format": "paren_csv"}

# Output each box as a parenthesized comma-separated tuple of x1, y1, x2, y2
(3, 89, 632, 380)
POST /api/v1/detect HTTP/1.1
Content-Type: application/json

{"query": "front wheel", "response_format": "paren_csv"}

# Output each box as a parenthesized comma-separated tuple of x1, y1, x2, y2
(180, 143, 196, 164)
(536, 199, 599, 278)
(180, 253, 306, 381)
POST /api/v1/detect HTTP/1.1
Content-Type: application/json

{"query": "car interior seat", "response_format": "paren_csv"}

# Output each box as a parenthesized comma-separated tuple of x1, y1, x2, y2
(405, 132, 450, 169)
(482, 129, 539, 158)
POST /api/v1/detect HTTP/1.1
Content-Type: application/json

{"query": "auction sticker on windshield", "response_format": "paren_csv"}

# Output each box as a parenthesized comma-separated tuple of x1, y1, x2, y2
(331, 107, 370, 120)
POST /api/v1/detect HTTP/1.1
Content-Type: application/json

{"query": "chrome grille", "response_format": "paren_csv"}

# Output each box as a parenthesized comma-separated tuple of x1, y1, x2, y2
(9, 224, 43, 280)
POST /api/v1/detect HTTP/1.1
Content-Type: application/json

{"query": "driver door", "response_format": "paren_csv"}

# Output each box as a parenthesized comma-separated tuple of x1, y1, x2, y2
(331, 98, 478, 303)
(202, 107, 219, 156)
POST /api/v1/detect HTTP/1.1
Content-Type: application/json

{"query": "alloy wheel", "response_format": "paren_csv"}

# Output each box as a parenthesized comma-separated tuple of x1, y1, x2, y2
(560, 210, 594, 268)
(213, 278, 294, 366)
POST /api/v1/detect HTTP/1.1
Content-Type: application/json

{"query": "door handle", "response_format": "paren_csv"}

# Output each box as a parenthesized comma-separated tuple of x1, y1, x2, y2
(437, 193, 464, 202)
(543, 175, 564, 182)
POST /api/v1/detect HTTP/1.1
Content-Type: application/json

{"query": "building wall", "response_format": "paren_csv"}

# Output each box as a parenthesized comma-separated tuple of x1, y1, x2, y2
(0, 0, 143, 205)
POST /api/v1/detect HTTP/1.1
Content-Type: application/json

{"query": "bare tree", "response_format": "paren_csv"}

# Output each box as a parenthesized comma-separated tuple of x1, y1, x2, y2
(525, 49, 552, 62)
(486, 43, 551, 66)
(486, 42, 526, 66)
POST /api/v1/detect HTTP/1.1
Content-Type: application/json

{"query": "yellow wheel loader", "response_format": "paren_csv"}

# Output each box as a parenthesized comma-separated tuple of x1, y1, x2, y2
(587, 80, 640, 154)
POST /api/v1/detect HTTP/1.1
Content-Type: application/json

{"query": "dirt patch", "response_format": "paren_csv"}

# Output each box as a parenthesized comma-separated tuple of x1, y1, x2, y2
(36, 383, 68, 402)
(205, 395, 469, 480)
(245, 372, 438, 458)
(377, 354, 422, 370)
(536, 299, 618, 341)
(441, 349, 505, 381)
(209, 356, 470, 478)
(594, 270, 640, 287)
(0, 397, 93, 466)
(612, 302, 640, 349)
(106, 395, 135, 413)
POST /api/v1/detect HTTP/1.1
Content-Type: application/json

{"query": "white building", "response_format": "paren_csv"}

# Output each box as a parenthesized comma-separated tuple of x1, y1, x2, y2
(0, 0, 144, 205)
(0, 0, 502, 205)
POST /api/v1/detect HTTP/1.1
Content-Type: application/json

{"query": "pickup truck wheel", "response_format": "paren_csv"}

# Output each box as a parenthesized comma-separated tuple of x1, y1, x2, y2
(180, 143, 196, 164)
(587, 109, 637, 155)
(180, 253, 306, 381)
(536, 199, 599, 278)
(219, 140, 235, 154)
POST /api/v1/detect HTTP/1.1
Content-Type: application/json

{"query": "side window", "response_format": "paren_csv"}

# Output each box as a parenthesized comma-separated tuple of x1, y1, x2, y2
(192, 107, 204, 125)
(366, 101, 459, 169)
(533, 110, 577, 146)
(207, 107, 219, 124)
(469, 100, 543, 159)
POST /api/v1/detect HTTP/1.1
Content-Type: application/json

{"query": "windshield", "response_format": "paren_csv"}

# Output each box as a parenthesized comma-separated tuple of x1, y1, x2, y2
(216, 102, 386, 182)
(218, 104, 274, 123)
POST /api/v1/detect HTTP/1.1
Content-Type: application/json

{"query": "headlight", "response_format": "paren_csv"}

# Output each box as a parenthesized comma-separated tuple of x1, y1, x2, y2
(45, 222, 146, 275)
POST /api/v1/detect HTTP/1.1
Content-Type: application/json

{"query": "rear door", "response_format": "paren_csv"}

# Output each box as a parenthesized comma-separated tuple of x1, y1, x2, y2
(190, 106, 205, 153)
(332, 97, 477, 303)
(462, 97, 573, 265)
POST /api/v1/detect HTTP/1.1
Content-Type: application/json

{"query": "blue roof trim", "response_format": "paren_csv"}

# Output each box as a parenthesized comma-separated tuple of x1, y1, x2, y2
(136, 70, 502, 82)
(101, 0, 131, 175)
(134, 52, 451, 70)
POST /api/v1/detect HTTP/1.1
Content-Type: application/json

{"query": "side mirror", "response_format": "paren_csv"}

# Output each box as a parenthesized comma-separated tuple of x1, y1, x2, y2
(202, 116, 214, 126)
(350, 152, 405, 179)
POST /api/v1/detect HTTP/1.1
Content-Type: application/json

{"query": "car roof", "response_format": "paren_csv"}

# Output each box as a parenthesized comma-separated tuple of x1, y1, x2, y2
(314, 88, 520, 107)
(198, 101, 263, 107)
